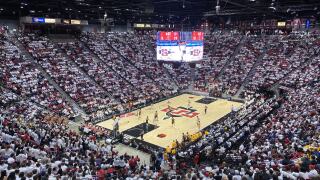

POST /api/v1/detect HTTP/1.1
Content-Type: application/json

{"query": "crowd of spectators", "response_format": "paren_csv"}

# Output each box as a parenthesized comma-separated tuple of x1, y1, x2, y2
(216, 35, 267, 96)
(60, 41, 139, 107)
(18, 33, 119, 116)
(0, 95, 154, 179)
(281, 55, 320, 88)
(59, 41, 145, 120)
(0, 87, 19, 110)
(163, 62, 192, 89)
(193, 32, 241, 92)
(194, 32, 243, 93)
(246, 34, 319, 92)
(0, 33, 74, 117)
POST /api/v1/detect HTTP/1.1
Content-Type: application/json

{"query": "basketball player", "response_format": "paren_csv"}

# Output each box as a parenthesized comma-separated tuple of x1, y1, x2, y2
(171, 117, 175, 127)
(153, 111, 158, 124)
(196, 116, 200, 130)
(145, 116, 149, 131)
(137, 108, 141, 119)
(204, 105, 208, 114)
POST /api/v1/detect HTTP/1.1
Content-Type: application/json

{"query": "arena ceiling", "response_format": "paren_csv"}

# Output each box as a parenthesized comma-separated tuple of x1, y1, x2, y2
(0, 0, 319, 24)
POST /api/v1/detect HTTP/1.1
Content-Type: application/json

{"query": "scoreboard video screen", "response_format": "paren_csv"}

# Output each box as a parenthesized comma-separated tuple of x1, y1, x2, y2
(156, 31, 204, 62)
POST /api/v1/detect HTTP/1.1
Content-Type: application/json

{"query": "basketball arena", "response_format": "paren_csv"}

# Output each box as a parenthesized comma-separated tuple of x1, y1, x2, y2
(0, 0, 319, 179)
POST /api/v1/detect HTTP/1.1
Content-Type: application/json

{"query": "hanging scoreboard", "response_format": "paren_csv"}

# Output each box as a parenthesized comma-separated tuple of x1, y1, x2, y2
(156, 31, 204, 62)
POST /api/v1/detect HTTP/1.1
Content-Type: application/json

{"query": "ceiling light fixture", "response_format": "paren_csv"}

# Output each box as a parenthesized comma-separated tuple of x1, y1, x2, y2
(216, 0, 220, 14)
(104, 12, 107, 20)
(269, 0, 276, 10)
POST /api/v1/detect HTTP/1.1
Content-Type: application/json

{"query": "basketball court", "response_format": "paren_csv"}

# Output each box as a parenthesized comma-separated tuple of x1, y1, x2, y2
(97, 94, 243, 148)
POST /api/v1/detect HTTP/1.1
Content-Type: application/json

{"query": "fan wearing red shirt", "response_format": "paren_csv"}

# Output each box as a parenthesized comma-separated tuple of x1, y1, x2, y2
(129, 156, 137, 170)
(96, 167, 106, 180)
(193, 153, 200, 165)
(20, 132, 31, 142)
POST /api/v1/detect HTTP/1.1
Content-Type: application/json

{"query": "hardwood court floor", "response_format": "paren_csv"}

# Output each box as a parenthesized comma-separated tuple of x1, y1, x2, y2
(97, 94, 243, 148)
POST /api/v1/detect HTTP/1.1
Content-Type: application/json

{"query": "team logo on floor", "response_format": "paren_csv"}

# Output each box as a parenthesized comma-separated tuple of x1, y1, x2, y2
(161, 106, 199, 119)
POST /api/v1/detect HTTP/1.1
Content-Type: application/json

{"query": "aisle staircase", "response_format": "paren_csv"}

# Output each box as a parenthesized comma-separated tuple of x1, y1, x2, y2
(235, 37, 270, 97)
(161, 66, 180, 90)
(189, 66, 196, 91)
(216, 35, 247, 78)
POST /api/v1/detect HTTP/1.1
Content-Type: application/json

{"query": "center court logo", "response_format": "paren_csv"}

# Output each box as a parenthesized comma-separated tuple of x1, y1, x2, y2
(161, 106, 199, 119)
